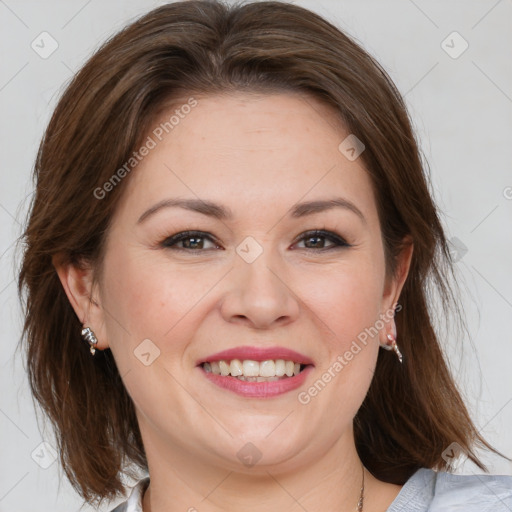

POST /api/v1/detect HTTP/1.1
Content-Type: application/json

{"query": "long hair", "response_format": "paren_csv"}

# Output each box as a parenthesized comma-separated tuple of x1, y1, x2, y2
(17, 0, 500, 506)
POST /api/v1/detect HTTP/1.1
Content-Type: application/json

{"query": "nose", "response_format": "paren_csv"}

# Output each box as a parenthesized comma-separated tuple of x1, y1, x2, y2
(220, 247, 300, 330)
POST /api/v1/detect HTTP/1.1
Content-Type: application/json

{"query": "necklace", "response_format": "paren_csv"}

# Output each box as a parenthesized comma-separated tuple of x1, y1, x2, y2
(356, 464, 365, 511)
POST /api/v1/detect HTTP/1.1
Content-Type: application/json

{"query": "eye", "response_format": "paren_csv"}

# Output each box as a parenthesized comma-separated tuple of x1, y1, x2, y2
(160, 231, 220, 251)
(160, 229, 351, 253)
(293, 230, 351, 251)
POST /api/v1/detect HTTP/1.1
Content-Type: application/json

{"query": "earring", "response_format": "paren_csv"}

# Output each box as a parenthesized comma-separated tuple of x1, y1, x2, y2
(381, 332, 403, 363)
(385, 333, 403, 363)
(81, 326, 98, 355)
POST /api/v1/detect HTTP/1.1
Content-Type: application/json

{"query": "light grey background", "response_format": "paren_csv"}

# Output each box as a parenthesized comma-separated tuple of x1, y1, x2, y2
(1, 0, 511, 511)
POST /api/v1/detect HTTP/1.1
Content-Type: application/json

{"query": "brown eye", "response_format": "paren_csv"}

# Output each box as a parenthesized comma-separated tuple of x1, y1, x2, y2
(161, 231, 220, 251)
(294, 230, 350, 251)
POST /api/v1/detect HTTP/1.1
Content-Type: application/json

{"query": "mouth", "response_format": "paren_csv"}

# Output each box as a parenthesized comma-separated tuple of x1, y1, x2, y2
(200, 359, 311, 382)
(195, 346, 315, 398)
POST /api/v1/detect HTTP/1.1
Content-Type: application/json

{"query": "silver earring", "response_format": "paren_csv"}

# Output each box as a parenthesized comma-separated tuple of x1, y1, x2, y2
(81, 326, 98, 355)
(381, 333, 403, 363)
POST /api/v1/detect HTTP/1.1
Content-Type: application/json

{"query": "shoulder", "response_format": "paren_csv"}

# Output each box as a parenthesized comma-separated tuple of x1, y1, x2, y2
(431, 469, 512, 511)
(108, 476, 150, 512)
(388, 468, 512, 511)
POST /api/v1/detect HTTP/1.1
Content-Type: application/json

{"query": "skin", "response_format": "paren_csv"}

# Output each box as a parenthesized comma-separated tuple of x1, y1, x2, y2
(56, 92, 413, 512)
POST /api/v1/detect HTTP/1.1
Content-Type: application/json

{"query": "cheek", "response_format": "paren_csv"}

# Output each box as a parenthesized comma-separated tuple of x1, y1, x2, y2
(97, 249, 196, 407)
(99, 246, 220, 352)
(295, 269, 382, 431)
(302, 258, 385, 344)
(296, 256, 384, 405)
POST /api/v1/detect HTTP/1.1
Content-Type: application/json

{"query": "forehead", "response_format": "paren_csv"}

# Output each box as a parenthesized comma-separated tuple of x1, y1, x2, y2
(113, 92, 379, 227)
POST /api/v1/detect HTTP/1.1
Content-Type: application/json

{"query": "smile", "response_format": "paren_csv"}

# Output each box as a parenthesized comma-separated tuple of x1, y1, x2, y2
(202, 359, 309, 381)
(198, 360, 314, 398)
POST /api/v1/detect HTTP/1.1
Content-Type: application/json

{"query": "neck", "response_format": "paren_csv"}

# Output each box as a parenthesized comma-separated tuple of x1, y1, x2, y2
(140, 425, 371, 512)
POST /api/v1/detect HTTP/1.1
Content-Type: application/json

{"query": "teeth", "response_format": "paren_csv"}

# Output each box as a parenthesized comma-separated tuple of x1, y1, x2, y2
(219, 360, 230, 376)
(242, 359, 259, 377)
(259, 360, 275, 377)
(202, 359, 306, 378)
(230, 359, 243, 376)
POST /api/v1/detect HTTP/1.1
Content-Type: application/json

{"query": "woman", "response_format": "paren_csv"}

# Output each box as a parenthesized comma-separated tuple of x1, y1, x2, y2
(17, 1, 511, 511)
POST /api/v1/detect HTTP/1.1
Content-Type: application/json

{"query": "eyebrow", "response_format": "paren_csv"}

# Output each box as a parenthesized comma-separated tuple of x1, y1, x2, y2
(137, 197, 366, 224)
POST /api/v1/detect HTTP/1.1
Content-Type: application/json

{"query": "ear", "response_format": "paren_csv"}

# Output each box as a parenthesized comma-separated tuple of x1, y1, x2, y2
(379, 236, 414, 345)
(52, 253, 109, 351)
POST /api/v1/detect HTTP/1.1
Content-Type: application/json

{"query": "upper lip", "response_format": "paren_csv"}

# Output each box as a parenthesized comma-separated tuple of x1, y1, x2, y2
(196, 346, 315, 366)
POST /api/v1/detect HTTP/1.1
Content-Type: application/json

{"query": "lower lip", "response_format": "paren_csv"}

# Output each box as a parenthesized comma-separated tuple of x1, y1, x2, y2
(198, 365, 314, 398)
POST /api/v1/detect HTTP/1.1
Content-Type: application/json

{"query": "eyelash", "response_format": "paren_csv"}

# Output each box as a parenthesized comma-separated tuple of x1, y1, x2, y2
(159, 230, 351, 253)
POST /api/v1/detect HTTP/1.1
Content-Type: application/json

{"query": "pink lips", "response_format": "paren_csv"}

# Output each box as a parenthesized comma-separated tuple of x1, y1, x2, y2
(196, 345, 315, 366)
(196, 345, 315, 399)
(199, 365, 314, 398)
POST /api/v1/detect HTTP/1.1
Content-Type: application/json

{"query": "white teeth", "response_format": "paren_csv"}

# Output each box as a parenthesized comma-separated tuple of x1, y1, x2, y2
(242, 360, 260, 377)
(202, 359, 306, 378)
(219, 360, 230, 376)
(230, 359, 243, 376)
(259, 360, 275, 377)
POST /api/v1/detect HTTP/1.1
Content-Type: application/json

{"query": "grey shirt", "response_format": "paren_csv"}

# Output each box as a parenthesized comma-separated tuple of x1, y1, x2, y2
(109, 468, 512, 511)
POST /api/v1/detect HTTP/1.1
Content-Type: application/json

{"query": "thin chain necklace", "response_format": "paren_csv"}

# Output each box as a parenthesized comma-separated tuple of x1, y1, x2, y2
(356, 464, 365, 511)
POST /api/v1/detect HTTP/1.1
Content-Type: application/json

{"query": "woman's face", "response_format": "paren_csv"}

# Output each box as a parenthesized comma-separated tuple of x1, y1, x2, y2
(89, 92, 409, 473)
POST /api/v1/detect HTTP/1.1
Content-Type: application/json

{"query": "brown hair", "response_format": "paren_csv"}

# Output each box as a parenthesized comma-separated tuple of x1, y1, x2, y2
(17, 0, 502, 507)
